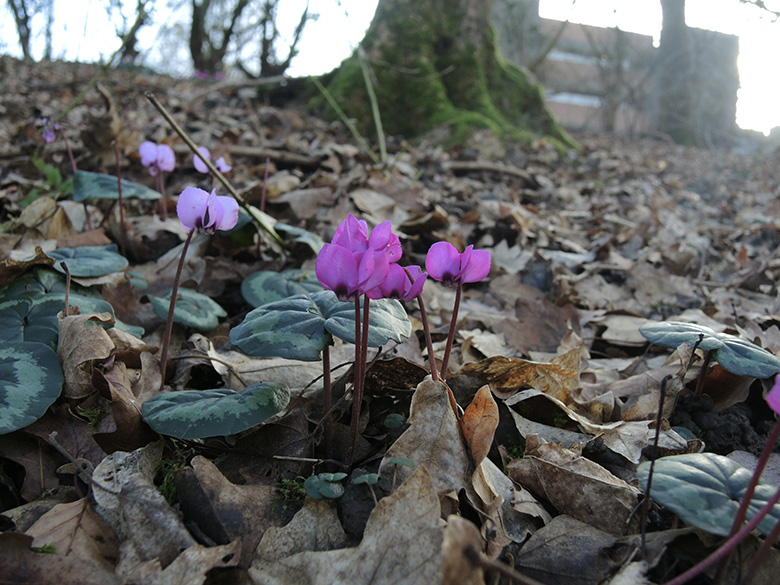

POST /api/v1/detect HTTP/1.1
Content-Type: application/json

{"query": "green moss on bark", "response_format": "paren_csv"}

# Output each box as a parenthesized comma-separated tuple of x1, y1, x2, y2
(313, 0, 574, 150)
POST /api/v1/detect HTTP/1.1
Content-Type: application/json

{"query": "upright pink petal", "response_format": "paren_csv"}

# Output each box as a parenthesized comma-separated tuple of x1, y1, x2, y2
(316, 244, 358, 300)
(157, 144, 176, 172)
(213, 195, 239, 231)
(369, 221, 402, 263)
(357, 250, 389, 294)
(139, 141, 158, 168)
(177, 186, 211, 231)
(194, 146, 211, 174)
(403, 265, 427, 300)
(367, 263, 407, 300)
(332, 214, 369, 253)
(768, 377, 780, 414)
(459, 248, 491, 283)
(426, 241, 461, 285)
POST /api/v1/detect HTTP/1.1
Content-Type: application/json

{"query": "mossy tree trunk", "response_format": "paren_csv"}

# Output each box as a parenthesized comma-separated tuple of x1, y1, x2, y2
(320, 0, 573, 148)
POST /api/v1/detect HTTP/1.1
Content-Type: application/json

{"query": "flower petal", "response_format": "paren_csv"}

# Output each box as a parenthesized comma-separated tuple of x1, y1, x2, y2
(316, 244, 358, 300)
(139, 141, 158, 167)
(215, 156, 232, 173)
(193, 146, 210, 173)
(176, 186, 210, 230)
(768, 377, 780, 414)
(213, 195, 239, 231)
(403, 265, 427, 300)
(157, 144, 175, 172)
(332, 214, 368, 253)
(425, 241, 460, 284)
(369, 221, 402, 263)
(459, 248, 491, 283)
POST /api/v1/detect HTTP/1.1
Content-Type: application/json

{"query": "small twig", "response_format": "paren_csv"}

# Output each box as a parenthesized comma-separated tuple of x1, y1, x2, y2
(61, 261, 71, 314)
(463, 544, 547, 585)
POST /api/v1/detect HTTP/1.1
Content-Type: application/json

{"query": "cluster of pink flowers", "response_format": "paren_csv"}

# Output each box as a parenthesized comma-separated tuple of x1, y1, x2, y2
(315, 214, 490, 303)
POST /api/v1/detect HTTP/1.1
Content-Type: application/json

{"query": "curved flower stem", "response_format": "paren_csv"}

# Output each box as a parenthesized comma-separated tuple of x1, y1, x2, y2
(415, 294, 439, 382)
(439, 282, 462, 379)
(716, 416, 780, 577)
(158, 229, 195, 391)
(662, 482, 780, 585)
(322, 345, 333, 460)
(347, 297, 363, 466)
(742, 513, 780, 584)
(156, 172, 168, 220)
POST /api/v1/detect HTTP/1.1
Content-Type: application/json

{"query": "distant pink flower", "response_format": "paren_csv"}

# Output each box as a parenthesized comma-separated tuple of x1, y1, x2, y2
(194, 146, 231, 174)
(425, 242, 491, 287)
(367, 264, 427, 301)
(176, 186, 238, 234)
(140, 141, 175, 176)
(41, 118, 60, 143)
(768, 377, 780, 414)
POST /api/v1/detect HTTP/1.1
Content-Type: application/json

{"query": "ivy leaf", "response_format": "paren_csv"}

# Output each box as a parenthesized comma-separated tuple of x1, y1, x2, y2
(141, 382, 290, 439)
(639, 321, 723, 351)
(48, 245, 128, 278)
(638, 453, 780, 538)
(73, 170, 160, 201)
(0, 342, 64, 434)
(240, 269, 323, 309)
(229, 291, 411, 361)
(716, 336, 780, 378)
(149, 288, 227, 331)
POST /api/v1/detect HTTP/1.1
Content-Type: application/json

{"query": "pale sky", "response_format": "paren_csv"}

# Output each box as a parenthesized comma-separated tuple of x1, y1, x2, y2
(1, 0, 778, 134)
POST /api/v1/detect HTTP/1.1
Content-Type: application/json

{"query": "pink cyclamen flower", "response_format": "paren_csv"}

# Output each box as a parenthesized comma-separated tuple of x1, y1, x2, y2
(194, 146, 231, 174)
(41, 118, 60, 144)
(367, 264, 427, 301)
(768, 376, 780, 414)
(176, 186, 239, 234)
(316, 244, 389, 301)
(139, 141, 175, 176)
(425, 241, 491, 287)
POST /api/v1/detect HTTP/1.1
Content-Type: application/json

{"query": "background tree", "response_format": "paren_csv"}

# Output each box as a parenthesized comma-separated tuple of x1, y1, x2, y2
(319, 0, 573, 147)
(106, 0, 153, 65)
(657, 0, 693, 144)
(189, 0, 251, 75)
(6, 0, 46, 60)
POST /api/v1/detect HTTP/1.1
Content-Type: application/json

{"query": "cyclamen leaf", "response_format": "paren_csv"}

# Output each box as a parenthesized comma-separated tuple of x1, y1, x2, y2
(716, 336, 780, 378)
(73, 170, 161, 201)
(141, 383, 290, 439)
(638, 453, 780, 538)
(241, 269, 323, 309)
(149, 288, 227, 331)
(229, 291, 411, 361)
(639, 321, 723, 351)
(48, 245, 128, 278)
(0, 342, 64, 434)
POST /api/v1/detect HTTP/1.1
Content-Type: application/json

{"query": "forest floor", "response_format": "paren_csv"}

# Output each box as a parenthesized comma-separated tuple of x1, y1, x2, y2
(1, 56, 780, 584)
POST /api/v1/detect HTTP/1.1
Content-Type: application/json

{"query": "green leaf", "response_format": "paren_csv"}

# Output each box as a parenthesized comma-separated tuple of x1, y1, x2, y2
(321, 293, 411, 347)
(149, 288, 227, 331)
(72, 170, 161, 201)
(229, 291, 412, 361)
(353, 473, 379, 485)
(274, 223, 325, 254)
(639, 321, 723, 351)
(0, 342, 64, 434)
(0, 267, 91, 300)
(638, 453, 780, 538)
(384, 413, 405, 429)
(304, 475, 324, 500)
(141, 382, 290, 439)
(640, 321, 780, 378)
(240, 269, 323, 309)
(715, 336, 780, 378)
(303, 473, 346, 500)
(229, 294, 333, 361)
(48, 245, 128, 278)
(0, 293, 114, 349)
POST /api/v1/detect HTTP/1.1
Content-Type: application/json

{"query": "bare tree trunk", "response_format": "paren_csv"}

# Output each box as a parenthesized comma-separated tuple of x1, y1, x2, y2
(657, 0, 693, 144)
(7, 0, 34, 61)
(189, 0, 251, 75)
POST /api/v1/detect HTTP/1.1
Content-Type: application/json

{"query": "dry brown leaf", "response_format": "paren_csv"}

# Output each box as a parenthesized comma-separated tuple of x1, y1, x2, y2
(0, 532, 117, 585)
(249, 466, 443, 585)
(175, 455, 276, 565)
(379, 378, 471, 495)
(0, 245, 54, 288)
(25, 498, 119, 571)
(442, 515, 486, 585)
(254, 499, 347, 562)
(57, 311, 115, 399)
(507, 441, 640, 534)
(461, 385, 499, 467)
(118, 540, 243, 585)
